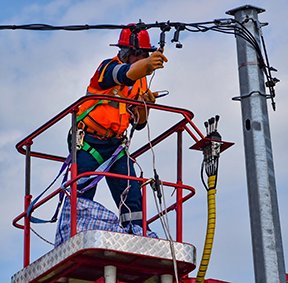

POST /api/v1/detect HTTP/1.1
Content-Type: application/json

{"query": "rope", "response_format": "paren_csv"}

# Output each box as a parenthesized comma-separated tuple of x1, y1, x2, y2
(30, 227, 54, 246)
(142, 90, 179, 282)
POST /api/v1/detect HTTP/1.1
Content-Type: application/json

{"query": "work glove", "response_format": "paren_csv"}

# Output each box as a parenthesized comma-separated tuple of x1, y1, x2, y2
(133, 89, 158, 126)
(127, 51, 168, 81)
(142, 89, 158, 104)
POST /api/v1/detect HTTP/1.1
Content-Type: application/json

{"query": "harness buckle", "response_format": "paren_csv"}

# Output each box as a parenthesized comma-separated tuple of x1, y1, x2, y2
(76, 128, 85, 150)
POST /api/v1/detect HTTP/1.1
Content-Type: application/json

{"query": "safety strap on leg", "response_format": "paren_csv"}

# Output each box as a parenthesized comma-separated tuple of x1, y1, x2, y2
(77, 141, 127, 194)
(81, 141, 104, 164)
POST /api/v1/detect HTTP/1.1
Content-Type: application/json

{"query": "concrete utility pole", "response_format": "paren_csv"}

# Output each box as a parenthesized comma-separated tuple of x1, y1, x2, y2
(226, 5, 286, 283)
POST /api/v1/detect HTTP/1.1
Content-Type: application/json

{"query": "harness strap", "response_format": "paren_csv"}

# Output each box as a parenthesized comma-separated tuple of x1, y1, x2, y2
(77, 99, 118, 138)
(76, 99, 104, 123)
(82, 141, 104, 164)
(98, 58, 118, 83)
(27, 154, 72, 224)
(77, 142, 126, 194)
(28, 141, 125, 224)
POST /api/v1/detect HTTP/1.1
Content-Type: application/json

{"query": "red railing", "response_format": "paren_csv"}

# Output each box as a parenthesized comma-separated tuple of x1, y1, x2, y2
(13, 95, 205, 267)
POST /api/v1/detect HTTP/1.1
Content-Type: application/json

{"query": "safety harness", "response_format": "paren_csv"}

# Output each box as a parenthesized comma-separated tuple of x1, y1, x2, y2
(27, 57, 148, 224)
(27, 112, 127, 224)
(77, 56, 148, 138)
(27, 136, 127, 224)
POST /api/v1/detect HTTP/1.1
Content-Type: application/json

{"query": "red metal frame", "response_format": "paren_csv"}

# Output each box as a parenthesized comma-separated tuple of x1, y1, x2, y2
(182, 279, 232, 283)
(177, 130, 183, 242)
(13, 95, 205, 267)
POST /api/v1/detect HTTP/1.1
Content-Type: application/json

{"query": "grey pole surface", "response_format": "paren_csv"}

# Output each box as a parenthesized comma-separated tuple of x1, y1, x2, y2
(226, 5, 286, 283)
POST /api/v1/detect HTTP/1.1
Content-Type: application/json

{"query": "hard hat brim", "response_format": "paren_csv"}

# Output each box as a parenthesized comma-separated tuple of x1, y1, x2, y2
(110, 44, 157, 52)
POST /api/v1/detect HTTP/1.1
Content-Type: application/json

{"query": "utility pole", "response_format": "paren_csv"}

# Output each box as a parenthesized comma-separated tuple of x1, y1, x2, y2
(226, 5, 286, 283)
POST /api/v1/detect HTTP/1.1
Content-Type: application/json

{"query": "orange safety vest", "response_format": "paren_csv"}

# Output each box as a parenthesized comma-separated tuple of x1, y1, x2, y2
(77, 56, 148, 138)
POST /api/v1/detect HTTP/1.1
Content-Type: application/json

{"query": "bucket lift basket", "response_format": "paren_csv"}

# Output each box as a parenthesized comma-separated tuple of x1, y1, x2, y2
(12, 95, 209, 283)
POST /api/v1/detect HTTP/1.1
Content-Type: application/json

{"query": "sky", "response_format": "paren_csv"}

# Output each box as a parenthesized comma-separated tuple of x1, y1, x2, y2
(0, 0, 287, 282)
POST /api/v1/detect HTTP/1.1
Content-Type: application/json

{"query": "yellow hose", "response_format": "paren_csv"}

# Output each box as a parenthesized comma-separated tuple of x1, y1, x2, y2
(196, 175, 217, 283)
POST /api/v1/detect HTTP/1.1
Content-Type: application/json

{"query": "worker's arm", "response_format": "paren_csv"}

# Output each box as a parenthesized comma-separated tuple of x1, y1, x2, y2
(127, 51, 168, 81)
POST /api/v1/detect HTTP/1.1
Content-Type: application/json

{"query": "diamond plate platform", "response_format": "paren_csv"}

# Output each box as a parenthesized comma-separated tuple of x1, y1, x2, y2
(11, 230, 196, 283)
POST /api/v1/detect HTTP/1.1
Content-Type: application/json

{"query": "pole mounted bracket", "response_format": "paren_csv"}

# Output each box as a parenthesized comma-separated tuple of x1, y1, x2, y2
(190, 137, 234, 153)
(190, 115, 234, 153)
(226, 5, 265, 16)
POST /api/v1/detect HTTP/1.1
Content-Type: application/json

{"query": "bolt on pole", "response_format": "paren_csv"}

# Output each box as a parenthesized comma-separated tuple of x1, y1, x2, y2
(226, 5, 286, 283)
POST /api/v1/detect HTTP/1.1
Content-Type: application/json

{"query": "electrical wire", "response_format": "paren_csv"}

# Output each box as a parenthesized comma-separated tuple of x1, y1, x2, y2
(160, 184, 179, 283)
(260, 32, 277, 110)
(0, 20, 222, 32)
(210, 18, 278, 109)
(201, 160, 209, 191)
(152, 184, 179, 283)
(118, 139, 133, 227)
(143, 71, 157, 171)
(141, 74, 180, 281)
(117, 68, 159, 229)
(0, 23, 127, 31)
(1, 18, 278, 108)
(30, 226, 54, 246)
(185, 18, 278, 110)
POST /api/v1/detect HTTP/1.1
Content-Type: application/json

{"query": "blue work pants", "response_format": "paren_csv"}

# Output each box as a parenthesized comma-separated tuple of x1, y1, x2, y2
(76, 134, 143, 227)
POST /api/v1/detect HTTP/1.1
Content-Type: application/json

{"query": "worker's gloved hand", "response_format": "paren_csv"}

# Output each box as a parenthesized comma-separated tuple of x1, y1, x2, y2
(146, 51, 168, 75)
(127, 51, 168, 81)
(142, 90, 158, 104)
(133, 90, 158, 127)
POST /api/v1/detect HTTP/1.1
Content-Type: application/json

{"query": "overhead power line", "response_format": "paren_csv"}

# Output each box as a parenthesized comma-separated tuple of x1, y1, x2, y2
(0, 19, 279, 109)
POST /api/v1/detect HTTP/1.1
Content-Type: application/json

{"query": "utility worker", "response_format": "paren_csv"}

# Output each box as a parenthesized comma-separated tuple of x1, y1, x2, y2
(75, 25, 168, 230)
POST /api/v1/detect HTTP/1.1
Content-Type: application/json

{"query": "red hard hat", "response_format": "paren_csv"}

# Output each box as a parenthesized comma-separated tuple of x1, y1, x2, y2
(111, 25, 156, 51)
